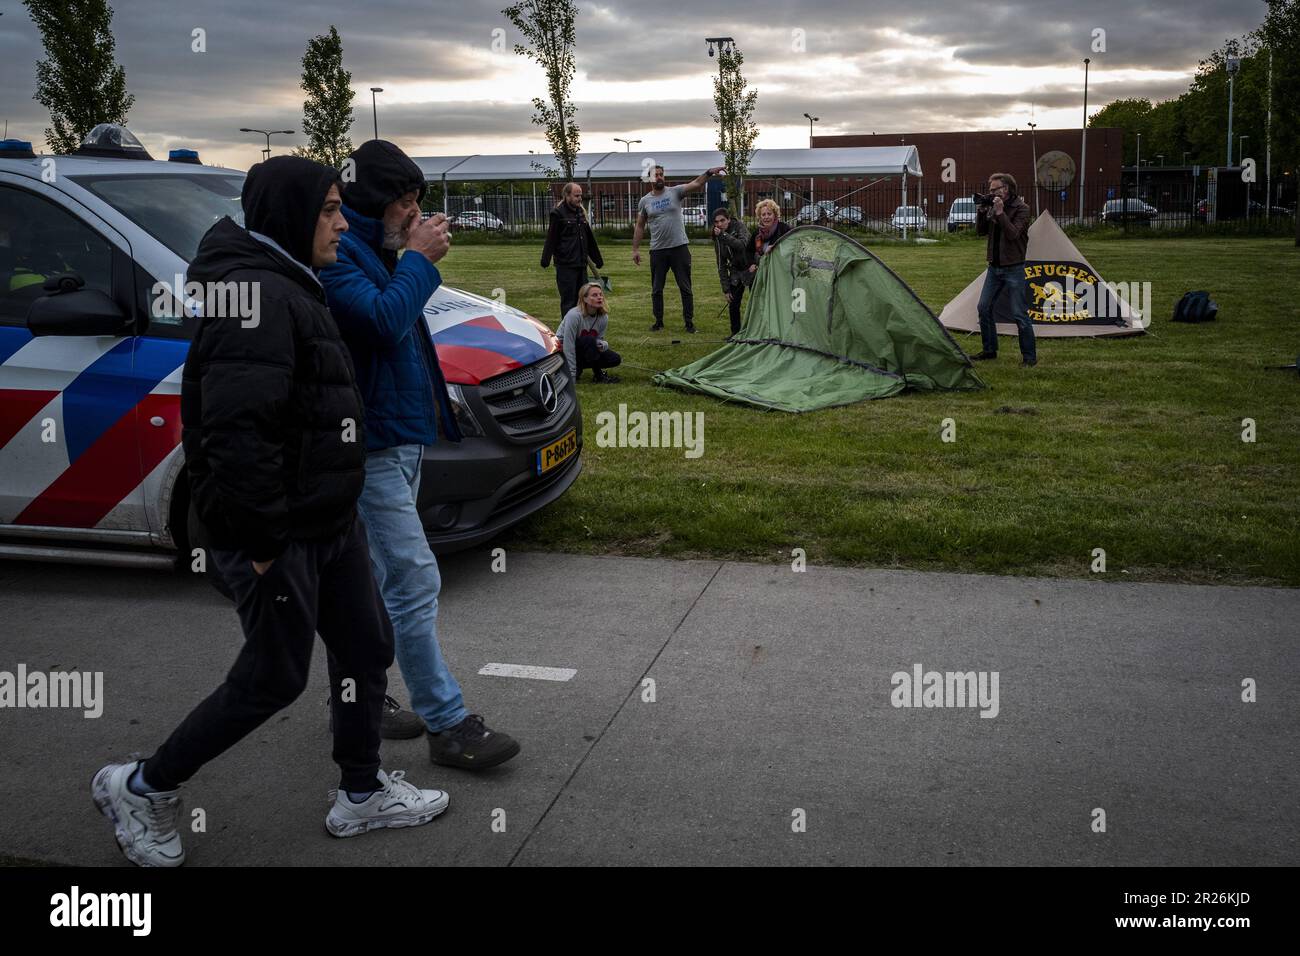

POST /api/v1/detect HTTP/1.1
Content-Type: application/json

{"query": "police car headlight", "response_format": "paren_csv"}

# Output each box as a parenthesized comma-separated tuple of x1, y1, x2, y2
(445, 384, 485, 437)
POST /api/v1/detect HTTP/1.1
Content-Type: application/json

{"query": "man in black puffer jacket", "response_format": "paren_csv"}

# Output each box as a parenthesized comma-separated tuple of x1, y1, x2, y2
(540, 181, 602, 321)
(91, 157, 449, 868)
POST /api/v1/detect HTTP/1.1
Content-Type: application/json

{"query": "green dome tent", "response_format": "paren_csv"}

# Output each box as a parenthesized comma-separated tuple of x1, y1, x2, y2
(655, 226, 984, 412)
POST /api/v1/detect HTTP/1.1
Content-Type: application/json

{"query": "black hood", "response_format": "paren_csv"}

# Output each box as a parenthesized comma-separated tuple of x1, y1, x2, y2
(188, 217, 321, 300)
(342, 140, 427, 220)
(240, 155, 342, 270)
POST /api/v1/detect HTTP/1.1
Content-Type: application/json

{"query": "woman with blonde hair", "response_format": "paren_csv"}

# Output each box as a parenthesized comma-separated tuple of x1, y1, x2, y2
(747, 199, 792, 275)
(556, 281, 621, 384)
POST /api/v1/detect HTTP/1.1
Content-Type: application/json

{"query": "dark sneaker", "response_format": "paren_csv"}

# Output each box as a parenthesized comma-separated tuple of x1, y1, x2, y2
(649, 321, 664, 331)
(1020, 358, 1038, 367)
(970, 351, 997, 361)
(684, 324, 697, 334)
(328, 694, 425, 740)
(427, 714, 520, 770)
(593, 369, 621, 384)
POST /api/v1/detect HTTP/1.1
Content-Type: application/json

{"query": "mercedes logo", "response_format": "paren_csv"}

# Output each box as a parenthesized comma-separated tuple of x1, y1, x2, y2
(537, 372, 558, 414)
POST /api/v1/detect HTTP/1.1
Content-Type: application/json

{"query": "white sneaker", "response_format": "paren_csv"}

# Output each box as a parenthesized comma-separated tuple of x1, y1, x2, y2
(91, 760, 185, 867)
(325, 769, 449, 838)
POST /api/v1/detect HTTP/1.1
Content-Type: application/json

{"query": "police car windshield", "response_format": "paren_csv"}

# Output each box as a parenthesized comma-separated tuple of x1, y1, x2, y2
(68, 173, 245, 260)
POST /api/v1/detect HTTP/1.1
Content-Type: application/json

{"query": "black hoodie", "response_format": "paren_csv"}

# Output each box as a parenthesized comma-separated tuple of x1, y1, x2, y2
(180, 156, 365, 561)
(342, 139, 427, 221)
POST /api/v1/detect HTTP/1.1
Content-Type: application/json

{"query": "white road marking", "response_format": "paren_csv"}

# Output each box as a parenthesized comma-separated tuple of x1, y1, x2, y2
(478, 663, 576, 682)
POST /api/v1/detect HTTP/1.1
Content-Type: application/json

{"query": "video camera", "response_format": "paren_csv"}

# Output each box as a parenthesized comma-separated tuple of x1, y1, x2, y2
(972, 192, 995, 208)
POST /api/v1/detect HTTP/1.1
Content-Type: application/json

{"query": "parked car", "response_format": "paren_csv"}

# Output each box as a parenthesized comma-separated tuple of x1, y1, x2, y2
(450, 210, 505, 231)
(1100, 198, 1156, 224)
(0, 126, 582, 570)
(890, 205, 927, 232)
(832, 205, 864, 226)
(682, 204, 709, 227)
(946, 197, 977, 232)
(794, 200, 838, 224)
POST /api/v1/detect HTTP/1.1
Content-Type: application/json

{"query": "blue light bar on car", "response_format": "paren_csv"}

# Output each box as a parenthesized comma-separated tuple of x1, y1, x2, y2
(169, 149, 201, 164)
(0, 139, 36, 158)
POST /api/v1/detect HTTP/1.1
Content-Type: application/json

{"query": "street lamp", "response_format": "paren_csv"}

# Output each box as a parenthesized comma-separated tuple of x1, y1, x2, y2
(613, 138, 641, 223)
(239, 127, 294, 162)
(1225, 57, 1239, 164)
(1135, 131, 1141, 200)
(1157, 154, 1164, 166)
(706, 36, 737, 209)
(1182, 151, 1190, 166)
(803, 112, 819, 145)
(1079, 57, 1091, 223)
(1027, 119, 1039, 218)
(370, 87, 384, 141)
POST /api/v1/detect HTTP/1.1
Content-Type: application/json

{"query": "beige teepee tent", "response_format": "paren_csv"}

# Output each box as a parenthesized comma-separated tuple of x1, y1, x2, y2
(939, 211, 1146, 338)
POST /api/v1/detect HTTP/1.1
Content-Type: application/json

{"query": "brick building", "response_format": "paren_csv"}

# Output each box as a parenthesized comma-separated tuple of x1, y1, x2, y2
(808, 129, 1124, 219)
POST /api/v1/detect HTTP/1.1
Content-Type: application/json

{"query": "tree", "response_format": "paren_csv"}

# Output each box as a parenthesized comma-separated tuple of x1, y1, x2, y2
(1089, 98, 1152, 165)
(24, 0, 134, 154)
(297, 26, 355, 168)
(502, 0, 580, 180)
(710, 45, 759, 215)
(1252, 0, 1300, 228)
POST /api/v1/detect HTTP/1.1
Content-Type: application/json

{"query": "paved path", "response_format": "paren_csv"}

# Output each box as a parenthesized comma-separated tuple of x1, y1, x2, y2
(1, 552, 1295, 866)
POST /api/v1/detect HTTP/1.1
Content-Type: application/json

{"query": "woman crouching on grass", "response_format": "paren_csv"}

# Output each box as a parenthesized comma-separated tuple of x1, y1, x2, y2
(558, 281, 621, 384)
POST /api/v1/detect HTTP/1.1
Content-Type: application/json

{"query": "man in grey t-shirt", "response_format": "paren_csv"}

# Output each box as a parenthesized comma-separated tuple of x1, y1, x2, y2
(633, 163, 723, 333)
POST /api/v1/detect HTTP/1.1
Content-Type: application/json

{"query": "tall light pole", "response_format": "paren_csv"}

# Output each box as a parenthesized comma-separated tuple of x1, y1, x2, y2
(706, 37, 736, 210)
(1027, 119, 1039, 218)
(1225, 57, 1239, 165)
(1182, 151, 1190, 165)
(1135, 132, 1141, 201)
(1079, 57, 1090, 223)
(614, 137, 641, 223)
(803, 112, 819, 146)
(239, 127, 294, 162)
(370, 87, 384, 141)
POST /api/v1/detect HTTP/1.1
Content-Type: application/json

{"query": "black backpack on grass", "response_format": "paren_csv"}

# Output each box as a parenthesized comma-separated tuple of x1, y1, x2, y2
(1172, 291, 1218, 323)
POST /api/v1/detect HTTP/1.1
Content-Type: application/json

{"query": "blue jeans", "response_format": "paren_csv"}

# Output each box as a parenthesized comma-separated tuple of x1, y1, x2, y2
(356, 444, 467, 732)
(976, 263, 1036, 362)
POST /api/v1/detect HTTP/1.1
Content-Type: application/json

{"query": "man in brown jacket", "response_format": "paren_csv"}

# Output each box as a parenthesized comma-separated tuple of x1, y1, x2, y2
(972, 172, 1037, 366)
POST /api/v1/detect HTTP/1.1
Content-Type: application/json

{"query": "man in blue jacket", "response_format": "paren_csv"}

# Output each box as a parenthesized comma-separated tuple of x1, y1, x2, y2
(321, 140, 519, 768)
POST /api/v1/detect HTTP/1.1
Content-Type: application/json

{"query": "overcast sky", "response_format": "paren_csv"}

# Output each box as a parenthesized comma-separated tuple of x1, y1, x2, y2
(0, 0, 1265, 170)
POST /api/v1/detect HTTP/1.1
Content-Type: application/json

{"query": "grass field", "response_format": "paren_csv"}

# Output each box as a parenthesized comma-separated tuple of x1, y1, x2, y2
(438, 236, 1300, 585)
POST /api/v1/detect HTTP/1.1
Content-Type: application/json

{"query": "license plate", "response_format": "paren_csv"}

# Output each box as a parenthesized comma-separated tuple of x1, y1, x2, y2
(536, 429, 577, 475)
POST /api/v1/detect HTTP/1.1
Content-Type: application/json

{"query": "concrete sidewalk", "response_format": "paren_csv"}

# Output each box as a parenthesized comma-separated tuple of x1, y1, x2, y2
(0, 551, 1296, 866)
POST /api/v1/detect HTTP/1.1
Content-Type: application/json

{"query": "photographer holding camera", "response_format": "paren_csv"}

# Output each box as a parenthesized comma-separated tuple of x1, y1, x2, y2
(972, 173, 1036, 367)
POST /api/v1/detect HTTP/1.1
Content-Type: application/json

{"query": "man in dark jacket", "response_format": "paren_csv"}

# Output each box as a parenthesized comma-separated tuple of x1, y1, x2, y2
(541, 182, 603, 321)
(322, 140, 520, 770)
(91, 157, 449, 867)
(972, 172, 1037, 366)
(711, 208, 750, 336)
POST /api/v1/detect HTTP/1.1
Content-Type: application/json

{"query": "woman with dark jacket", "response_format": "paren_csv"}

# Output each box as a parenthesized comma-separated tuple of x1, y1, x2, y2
(541, 182, 603, 321)
(712, 207, 750, 335)
(747, 199, 793, 277)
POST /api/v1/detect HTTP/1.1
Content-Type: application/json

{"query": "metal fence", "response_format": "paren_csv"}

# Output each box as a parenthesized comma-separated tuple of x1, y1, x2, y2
(428, 178, 1297, 236)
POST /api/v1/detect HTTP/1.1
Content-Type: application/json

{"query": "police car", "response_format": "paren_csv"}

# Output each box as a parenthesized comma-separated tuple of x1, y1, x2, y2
(0, 125, 582, 569)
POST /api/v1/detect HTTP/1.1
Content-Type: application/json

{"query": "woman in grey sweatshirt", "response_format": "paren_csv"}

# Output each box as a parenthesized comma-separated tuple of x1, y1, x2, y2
(557, 282, 621, 384)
